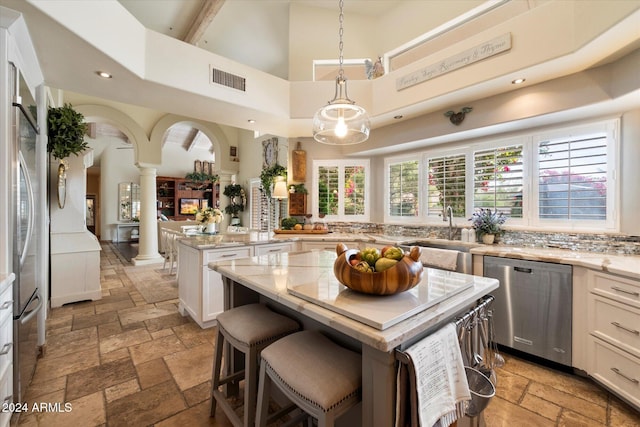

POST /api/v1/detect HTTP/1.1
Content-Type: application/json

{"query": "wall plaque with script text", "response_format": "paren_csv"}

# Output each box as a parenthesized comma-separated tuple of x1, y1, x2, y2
(396, 33, 511, 91)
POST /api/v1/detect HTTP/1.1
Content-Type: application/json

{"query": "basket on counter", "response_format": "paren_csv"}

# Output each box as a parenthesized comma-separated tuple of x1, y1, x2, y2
(333, 243, 424, 295)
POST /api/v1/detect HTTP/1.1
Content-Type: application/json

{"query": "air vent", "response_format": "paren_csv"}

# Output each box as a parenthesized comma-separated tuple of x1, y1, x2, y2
(210, 67, 246, 91)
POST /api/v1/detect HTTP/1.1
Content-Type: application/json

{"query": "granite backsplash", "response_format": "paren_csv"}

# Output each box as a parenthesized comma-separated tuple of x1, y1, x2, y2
(326, 222, 640, 256)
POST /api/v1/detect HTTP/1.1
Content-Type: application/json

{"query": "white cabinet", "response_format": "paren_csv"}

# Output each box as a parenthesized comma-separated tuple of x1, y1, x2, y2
(254, 242, 296, 256)
(300, 241, 360, 252)
(178, 243, 252, 328)
(0, 274, 13, 427)
(581, 268, 640, 410)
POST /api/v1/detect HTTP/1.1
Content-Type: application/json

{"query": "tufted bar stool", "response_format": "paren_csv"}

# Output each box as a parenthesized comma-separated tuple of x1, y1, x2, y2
(255, 330, 362, 427)
(210, 303, 300, 427)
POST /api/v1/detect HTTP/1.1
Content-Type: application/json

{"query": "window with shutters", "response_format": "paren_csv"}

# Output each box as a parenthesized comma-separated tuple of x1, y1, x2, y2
(473, 145, 524, 218)
(249, 178, 286, 231)
(379, 119, 617, 231)
(427, 154, 466, 218)
(313, 160, 370, 221)
(533, 121, 616, 229)
(249, 178, 268, 231)
(386, 159, 419, 220)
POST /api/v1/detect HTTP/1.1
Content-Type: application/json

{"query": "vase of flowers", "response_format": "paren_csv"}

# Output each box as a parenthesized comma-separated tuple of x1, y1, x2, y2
(196, 207, 224, 234)
(469, 208, 506, 244)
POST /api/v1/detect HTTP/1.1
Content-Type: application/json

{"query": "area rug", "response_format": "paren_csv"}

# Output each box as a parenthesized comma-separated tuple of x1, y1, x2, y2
(123, 265, 178, 304)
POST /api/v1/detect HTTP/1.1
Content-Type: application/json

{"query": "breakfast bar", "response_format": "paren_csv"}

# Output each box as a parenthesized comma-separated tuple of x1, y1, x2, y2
(209, 250, 499, 426)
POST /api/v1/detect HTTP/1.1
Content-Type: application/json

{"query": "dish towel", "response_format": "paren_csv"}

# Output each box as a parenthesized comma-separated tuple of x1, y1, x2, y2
(419, 248, 458, 272)
(396, 323, 470, 427)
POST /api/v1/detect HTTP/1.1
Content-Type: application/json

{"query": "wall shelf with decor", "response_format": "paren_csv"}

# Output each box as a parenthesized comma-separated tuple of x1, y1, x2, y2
(157, 176, 219, 220)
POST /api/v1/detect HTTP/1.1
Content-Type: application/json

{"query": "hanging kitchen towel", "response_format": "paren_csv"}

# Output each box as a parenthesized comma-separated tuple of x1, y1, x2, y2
(419, 247, 458, 272)
(399, 323, 470, 427)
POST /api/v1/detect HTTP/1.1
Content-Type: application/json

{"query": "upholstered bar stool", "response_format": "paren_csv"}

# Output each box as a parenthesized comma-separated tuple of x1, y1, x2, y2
(210, 303, 300, 427)
(256, 330, 362, 427)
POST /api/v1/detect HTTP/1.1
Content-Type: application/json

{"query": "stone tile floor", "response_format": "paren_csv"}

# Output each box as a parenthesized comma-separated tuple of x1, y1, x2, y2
(12, 243, 640, 426)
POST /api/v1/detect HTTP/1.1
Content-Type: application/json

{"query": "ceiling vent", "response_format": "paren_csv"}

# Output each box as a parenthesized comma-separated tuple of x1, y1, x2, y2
(210, 67, 246, 92)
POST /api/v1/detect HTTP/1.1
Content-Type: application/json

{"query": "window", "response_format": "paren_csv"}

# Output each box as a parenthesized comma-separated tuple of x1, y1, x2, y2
(533, 122, 616, 228)
(313, 59, 370, 81)
(387, 159, 419, 219)
(313, 160, 370, 221)
(249, 179, 268, 231)
(473, 145, 524, 218)
(249, 178, 286, 231)
(381, 119, 618, 231)
(427, 154, 466, 217)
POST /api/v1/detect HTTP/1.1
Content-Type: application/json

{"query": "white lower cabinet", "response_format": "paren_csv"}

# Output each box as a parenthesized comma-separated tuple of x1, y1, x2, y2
(0, 275, 13, 427)
(301, 241, 359, 252)
(0, 364, 12, 427)
(589, 338, 640, 408)
(254, 242, 296, 256)
(178, 243, 253, 328)
(582, 268, 640, 410)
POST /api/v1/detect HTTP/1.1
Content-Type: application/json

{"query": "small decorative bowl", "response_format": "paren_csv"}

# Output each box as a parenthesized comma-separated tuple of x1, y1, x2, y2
(333, 243, 424, 295)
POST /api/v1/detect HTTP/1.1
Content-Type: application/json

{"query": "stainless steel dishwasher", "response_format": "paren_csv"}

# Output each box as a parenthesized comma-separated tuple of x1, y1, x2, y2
(483, 256, 573, 367)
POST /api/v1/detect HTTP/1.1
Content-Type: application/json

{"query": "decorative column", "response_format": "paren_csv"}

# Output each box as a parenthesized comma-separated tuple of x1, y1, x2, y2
(133, 166, 163, 265)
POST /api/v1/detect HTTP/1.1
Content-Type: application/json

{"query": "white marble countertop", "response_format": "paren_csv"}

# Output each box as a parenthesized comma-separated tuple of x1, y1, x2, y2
(208, 250, 498, 352)
(178, 231, 376, 250)
(470, 245, 640, 280)
(179, 230, 639, 280)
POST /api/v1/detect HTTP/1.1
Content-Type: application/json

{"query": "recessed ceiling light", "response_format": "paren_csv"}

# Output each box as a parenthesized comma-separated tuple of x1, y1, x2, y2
(247, 119, 256, 124)
(96, 71, 112, 79)
(394, 115, 404, 120)
(512, 78, 526, 85)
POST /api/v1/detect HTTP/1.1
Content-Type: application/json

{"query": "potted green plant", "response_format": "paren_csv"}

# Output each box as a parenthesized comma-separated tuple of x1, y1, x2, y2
(185, 171, 219, 190)
(289, 183, 308, 194)
(47, 103, 89, 160)
(469, 208, 506, 244)
(223, 184, 245, 225)
(260, 163, 287, 199)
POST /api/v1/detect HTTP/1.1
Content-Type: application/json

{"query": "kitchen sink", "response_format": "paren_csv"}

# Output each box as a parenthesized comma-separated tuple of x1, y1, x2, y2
(401, 240, 474, 274)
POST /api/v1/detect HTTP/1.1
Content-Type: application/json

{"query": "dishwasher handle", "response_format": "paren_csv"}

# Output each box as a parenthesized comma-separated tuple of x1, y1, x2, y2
(513, 266, 533, 274)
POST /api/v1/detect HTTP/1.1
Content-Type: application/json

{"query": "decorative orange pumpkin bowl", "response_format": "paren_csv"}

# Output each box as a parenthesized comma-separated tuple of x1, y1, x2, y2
(333, 243, 424, 296)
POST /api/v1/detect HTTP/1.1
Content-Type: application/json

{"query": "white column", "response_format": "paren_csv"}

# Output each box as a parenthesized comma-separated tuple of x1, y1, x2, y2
(133, 167, 163, 265)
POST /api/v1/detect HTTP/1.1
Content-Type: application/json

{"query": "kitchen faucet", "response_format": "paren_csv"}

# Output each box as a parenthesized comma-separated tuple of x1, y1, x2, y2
(443, 205, 453, 240)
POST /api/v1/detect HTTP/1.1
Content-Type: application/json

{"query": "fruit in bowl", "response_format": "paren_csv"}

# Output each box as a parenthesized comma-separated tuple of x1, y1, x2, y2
(333, 243, 424, 295)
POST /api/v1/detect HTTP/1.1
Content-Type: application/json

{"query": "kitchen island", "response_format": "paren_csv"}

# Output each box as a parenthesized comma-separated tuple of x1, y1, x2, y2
(208, 249, 499, 427)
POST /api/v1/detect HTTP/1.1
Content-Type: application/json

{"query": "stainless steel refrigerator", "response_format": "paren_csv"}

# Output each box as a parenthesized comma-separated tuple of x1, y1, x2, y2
(10, 63, 43, 403)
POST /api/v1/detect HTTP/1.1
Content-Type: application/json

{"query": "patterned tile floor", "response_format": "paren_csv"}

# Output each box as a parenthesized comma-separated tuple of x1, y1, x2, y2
(12, 243, 640, 426)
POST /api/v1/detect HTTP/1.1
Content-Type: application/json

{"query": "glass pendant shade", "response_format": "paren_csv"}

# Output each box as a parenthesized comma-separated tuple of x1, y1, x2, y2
(313, 76, 370, 145)
(313, 0, 371, 145)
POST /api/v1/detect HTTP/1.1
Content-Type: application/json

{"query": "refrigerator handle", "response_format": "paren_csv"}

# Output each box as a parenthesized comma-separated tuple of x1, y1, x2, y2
(18, 152, 35, 269)
(20, 292, 42, 325)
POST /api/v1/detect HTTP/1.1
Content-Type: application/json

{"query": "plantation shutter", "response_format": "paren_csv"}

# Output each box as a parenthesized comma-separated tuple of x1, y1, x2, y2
(427, 154, 466, 217)
(388, 160, 419, 217)
(344, 166, 366, 216)
(473, 145, 524, 217)
(538, 134, 607, 220)
(318, 166, 339, 216)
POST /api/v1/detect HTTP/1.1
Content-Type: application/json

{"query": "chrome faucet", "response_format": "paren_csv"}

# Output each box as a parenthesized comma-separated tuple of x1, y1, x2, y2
(443, 205, 453, 240)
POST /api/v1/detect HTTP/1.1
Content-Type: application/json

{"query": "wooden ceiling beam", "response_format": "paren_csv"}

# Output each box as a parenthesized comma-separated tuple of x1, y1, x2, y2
(185, 128, 202, 152)
(183, 0, 226, 45)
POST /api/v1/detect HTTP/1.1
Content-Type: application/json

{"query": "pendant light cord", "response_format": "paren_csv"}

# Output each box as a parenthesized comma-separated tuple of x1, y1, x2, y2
(338, 0, 344, 80)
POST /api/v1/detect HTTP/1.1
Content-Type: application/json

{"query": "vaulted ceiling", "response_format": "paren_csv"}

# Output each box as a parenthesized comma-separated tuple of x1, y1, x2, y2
(3, 0, 639, 156)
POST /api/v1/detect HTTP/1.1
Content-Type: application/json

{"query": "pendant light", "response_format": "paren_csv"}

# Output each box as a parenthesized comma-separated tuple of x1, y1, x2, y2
(313, 0, 370, 145)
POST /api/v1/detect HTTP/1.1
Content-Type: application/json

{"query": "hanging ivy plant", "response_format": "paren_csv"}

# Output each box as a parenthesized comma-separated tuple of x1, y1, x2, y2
(47, 103, 89, 160)
(260, 163, 287, 199)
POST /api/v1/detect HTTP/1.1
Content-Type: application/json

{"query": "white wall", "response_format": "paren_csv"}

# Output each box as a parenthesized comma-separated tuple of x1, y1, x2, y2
(620, 109, 640, 235)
